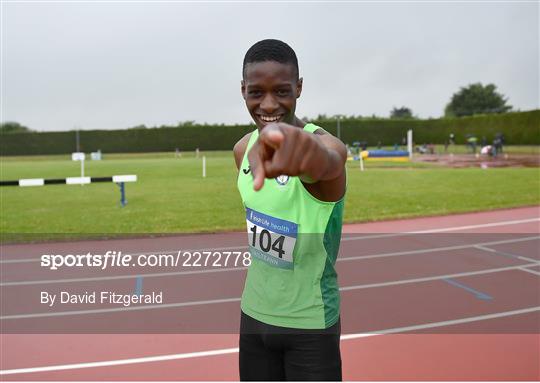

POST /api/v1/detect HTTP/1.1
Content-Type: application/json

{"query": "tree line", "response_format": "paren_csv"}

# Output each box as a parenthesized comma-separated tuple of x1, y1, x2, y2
(391, 82, 512, 120)
(1, 82, 515, 133)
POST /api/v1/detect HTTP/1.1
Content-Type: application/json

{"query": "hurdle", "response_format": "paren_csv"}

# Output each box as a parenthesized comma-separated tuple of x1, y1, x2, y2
(0, 175, 137, 207)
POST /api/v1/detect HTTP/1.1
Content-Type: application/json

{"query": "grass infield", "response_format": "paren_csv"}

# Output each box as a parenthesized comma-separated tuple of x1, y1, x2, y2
(1, 150, 539, 240)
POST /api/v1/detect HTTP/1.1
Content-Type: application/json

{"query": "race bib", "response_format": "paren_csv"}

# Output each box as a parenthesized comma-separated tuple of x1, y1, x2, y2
(246, 208, 298, 269)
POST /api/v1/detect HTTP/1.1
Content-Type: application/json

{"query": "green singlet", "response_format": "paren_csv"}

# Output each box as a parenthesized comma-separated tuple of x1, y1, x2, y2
(237, 123, 345, 329)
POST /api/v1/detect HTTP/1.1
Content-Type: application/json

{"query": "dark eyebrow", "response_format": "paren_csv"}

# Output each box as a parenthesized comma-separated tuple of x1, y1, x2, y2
(246, 83, 293, 90)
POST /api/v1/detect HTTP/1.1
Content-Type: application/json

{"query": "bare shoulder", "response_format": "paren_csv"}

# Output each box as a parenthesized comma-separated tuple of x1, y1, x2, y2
(233, 132, 252, 170)
(312, 127, 347, 160)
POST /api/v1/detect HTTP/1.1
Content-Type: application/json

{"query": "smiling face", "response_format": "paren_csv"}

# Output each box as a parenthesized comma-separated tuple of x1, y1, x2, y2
(241, 61, 303, 130)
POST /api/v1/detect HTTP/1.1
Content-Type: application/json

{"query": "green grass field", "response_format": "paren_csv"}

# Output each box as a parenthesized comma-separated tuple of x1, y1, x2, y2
(1, 150, 539, 240)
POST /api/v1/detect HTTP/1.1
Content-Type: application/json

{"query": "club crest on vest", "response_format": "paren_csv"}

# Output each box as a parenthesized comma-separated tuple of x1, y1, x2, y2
(275, 175, 290, 186)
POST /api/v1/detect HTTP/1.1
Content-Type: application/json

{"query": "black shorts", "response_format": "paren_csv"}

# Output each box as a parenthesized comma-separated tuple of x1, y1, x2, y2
(239, 311, 342, 381)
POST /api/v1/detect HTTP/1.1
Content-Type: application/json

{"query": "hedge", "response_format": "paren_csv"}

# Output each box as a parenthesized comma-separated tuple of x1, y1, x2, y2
(1, 110, 538, 156)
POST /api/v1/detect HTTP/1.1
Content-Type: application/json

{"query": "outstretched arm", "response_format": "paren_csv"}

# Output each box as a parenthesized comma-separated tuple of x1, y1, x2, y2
(247, 123, 346, 201)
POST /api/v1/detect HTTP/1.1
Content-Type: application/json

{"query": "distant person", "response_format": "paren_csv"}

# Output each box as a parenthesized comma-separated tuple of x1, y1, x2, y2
(233, 39, 346, 381)
(448, 133, 455, 154)
(416, 144, 428, 154)
(466, 134, 478, 154)
(493, 136, 503, 157)
(495, 132, 505, 153)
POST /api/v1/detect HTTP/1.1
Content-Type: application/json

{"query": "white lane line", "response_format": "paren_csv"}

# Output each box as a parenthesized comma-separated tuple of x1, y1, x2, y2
(1, 306, 538, 376)
(518, 267, 540, 277)
(341, 217, 540, 241)
(408, 218, 540, 234)
(474, 245, 540, 263)
(339, 236, 539, 263)
(0, 297, 242, 320)
(339, 261, 540, 291)
(3, 261, 539, 320)
(341, 306, 540, 339)
(2, 236, 538, 287)
(0, 266, 247, 286)
(0, 258, 41, 264)
(0, 347, 241, 376)
(2, 217, 539, 265)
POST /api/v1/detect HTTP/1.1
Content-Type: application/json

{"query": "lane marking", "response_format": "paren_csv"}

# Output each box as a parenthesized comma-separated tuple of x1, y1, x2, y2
(474, 245, 539, 263)
(3, 261, 539, 320)
(339, 236, 539, 263)
(2, 236, 537, 287)
(2, 217, 538, 264)
(518, 267, 540, 277)
(0, 297, 242, 319)
(134, 276, 143, 296)
(406, 218, 540, 234)
(341, 306, 540, 338)
(0, 347, 241, 376)
(2, 306, 538, 376)
(442, 278, 493, 300)
(342, 217, 540, 240)
(339, 261, 540, 291)
(0, 265, 247, 286)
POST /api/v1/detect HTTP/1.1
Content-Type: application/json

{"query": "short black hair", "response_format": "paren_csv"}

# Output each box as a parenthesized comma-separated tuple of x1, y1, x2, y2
(243, 39, 299, 79)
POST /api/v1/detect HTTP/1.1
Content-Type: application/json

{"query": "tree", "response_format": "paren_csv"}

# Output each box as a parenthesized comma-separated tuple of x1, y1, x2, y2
(129, 124, 148, 129)
(445, 83, 512, 117)
(390, 106, 414, 119)
(177, 120, 196, 127)
(0, 121, 31, 133)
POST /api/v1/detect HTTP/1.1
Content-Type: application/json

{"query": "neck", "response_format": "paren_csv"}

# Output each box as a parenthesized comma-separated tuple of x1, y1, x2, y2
(292, 116, 306, 128)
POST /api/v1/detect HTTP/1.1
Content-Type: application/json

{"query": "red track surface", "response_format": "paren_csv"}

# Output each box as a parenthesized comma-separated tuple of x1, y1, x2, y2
(1, 206, 539, 381)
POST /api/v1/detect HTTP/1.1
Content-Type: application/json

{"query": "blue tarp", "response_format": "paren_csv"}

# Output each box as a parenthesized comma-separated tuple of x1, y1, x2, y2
(368, 150, 409, 158)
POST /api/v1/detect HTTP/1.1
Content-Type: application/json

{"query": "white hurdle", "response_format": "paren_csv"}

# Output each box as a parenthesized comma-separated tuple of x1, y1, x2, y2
(1, 175, 138, 207)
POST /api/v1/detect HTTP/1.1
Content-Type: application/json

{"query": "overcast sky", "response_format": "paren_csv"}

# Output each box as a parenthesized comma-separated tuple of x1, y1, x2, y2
(1, 1, 538, 132)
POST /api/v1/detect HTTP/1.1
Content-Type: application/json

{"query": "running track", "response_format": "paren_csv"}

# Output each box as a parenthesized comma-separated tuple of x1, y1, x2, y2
(1, 206, 539, 380)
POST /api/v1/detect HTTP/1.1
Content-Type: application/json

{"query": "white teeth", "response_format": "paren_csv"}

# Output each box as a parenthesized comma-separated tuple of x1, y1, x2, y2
(260, 115, 281, 122)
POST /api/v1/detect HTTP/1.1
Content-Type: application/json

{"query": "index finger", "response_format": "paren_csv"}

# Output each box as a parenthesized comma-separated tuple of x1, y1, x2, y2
(259, 124, 285, 150)
(247, 143, 266, 191)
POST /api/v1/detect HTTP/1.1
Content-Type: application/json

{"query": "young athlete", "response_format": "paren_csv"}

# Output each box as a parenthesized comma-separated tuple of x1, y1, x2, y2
(233, 39, 347, 381)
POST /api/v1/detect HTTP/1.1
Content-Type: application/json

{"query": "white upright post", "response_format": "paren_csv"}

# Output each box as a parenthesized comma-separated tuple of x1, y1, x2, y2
(359, 154, 364, 171)
(407, 129, 413, 159)
(72, 152, 86, 186)
(202, 156, 206, 178)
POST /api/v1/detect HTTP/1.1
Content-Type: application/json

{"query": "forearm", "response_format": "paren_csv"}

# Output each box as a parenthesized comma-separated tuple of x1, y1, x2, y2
(301, 135, 346, 183)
